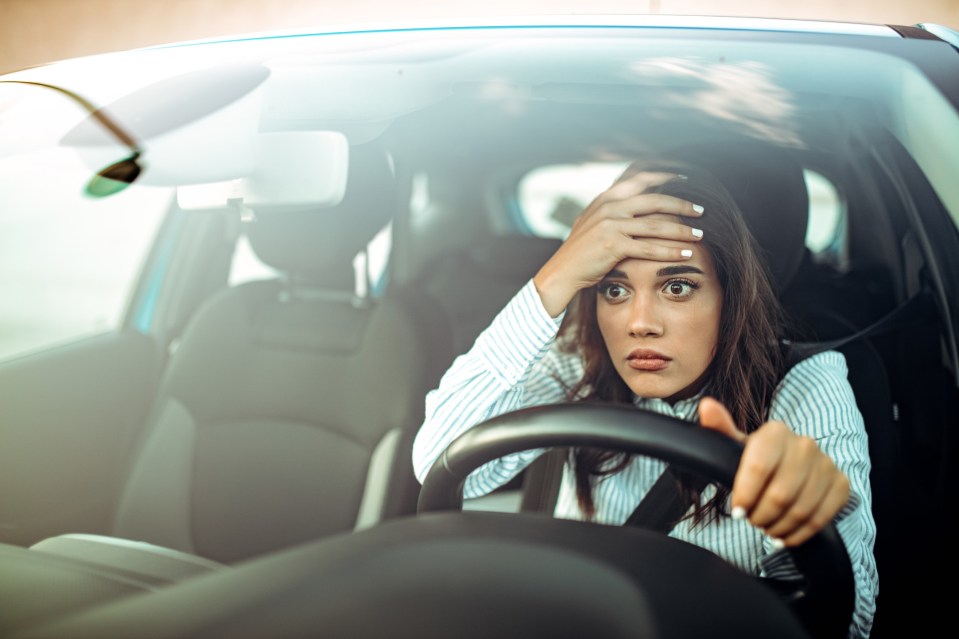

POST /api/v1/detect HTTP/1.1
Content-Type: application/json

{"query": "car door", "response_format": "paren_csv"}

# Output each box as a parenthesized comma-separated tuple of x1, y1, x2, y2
(0, 182, 172, 546)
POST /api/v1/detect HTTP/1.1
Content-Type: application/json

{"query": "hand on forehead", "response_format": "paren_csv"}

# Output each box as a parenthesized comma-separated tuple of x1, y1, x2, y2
(616, 213, 711, 274)
(624, 212, 698, 255)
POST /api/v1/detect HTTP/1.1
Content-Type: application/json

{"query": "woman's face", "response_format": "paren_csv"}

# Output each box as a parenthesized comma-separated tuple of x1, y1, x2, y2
(595, 240, 722, 402)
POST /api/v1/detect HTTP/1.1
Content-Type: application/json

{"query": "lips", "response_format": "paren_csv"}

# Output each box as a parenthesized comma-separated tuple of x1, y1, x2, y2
(626, 348, 671, 372)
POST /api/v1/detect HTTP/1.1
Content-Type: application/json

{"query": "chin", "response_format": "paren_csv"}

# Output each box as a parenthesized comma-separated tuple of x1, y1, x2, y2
(622, 378, 684, 401)
(620, 370, 701, 403)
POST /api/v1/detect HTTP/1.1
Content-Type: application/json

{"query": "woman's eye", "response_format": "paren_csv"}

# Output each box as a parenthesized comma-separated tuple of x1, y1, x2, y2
(663, 279, 698, 298)
(600, 283, 630, 302)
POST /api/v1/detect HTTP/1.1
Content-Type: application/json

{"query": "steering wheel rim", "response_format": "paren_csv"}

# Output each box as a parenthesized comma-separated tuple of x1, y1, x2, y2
(418, 402, 855, 639)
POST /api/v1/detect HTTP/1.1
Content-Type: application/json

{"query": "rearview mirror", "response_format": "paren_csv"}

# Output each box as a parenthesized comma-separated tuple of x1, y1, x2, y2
(177, 131, 351, 212)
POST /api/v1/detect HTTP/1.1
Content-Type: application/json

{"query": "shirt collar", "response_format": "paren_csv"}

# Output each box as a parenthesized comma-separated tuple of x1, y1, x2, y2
(632, 390, 705, 422)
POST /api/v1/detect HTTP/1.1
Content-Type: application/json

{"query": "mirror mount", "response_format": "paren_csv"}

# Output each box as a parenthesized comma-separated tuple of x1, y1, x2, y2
(0, 79, 143, 196)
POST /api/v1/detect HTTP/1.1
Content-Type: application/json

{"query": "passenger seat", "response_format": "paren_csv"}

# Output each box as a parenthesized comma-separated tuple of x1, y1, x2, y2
(37, 138, 447, 566)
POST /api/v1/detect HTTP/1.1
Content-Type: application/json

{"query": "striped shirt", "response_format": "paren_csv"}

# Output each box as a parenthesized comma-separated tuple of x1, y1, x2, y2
(413, 280, 878, 638)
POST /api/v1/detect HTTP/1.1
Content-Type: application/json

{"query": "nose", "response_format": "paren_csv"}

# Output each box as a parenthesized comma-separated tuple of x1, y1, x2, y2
(627, 293, 664, 338)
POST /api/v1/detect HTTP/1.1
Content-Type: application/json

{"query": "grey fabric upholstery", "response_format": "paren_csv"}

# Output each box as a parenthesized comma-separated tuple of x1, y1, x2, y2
(109, 142, 444, 563)
(424, 236, 563, 365)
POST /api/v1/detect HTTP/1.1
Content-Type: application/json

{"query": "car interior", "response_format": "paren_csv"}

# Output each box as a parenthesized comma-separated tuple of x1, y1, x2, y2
(1, 24, 958, 638)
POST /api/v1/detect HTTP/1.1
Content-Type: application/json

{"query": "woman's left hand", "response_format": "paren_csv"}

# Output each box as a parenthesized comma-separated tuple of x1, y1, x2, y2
(697, 396, 851, 547)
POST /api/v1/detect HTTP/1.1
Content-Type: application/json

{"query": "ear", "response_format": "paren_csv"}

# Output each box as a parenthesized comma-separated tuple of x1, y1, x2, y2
(698, 396, 746, 444)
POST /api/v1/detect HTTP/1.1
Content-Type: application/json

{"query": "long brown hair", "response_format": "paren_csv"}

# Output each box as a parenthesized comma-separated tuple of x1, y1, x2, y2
(561, 161, 788, 523)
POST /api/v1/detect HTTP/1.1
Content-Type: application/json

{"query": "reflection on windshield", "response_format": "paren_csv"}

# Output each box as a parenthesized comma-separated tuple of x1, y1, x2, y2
(630, 58, 802, 147)
(0, 80, 144, 197)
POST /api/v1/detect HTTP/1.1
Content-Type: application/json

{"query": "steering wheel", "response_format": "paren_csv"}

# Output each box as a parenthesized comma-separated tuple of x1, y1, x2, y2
(418, 402, 855, 639)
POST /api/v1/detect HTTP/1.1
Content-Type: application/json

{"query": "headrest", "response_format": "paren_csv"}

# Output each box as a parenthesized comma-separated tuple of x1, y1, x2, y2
(244, 141, 396, 288)
(637, 141, 809, 293)
(461, 236, 565, 279)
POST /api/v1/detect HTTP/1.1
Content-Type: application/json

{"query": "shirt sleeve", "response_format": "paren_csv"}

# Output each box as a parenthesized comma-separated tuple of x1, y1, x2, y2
(768, 350, 879, 639)
(411, 280, 583, 498)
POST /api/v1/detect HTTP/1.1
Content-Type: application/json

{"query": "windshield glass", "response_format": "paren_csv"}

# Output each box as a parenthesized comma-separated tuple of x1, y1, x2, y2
(0, 83, 170, 359)
(2, 26, 958, 361)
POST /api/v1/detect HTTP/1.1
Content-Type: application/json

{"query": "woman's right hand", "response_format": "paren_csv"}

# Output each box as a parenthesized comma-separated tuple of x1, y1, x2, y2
(532, 171, 706, 317)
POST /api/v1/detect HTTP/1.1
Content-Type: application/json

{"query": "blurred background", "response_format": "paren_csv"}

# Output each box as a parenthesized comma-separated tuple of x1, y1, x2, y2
(1, 0, 958, 75)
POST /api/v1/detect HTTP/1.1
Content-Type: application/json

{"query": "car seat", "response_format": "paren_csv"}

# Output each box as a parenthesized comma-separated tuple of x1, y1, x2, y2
(34, 139, 449, 568)
(422, 235, 564, 371)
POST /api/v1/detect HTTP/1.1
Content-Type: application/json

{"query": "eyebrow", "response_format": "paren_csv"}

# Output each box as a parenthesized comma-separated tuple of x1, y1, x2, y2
(604, 265, 705, 279)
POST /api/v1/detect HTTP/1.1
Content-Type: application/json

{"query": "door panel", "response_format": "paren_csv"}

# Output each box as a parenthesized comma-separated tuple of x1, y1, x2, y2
(0, 331, 160, 546)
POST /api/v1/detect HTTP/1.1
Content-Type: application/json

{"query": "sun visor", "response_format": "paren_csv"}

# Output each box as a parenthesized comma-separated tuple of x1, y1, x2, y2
(176, 131, 350, 211)
(60, 64, 270, 187)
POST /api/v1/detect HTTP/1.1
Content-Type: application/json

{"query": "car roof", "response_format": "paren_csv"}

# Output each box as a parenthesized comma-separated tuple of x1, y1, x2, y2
(147, 14, 902, 47)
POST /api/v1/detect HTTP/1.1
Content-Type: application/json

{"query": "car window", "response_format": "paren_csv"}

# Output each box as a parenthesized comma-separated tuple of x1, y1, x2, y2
(229, 234, 280, 286)
(516, 163, 846, 260)
(516, 162, 629, 239)
(0, 166, 168, 361)
(804, 169, 844, 257)
(0, 85, 168, 361)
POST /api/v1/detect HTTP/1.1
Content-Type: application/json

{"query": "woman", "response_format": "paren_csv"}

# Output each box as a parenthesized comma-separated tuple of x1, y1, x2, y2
(412, 165, 878, 638)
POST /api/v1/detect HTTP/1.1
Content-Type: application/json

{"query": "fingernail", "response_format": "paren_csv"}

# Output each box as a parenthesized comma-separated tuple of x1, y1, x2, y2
(692, 204, 705, 214)
(674, 174, 689, 181)
(770, 537, 786, 550)
(731, 506, 746, 520)
(691, 228, 704, 238)
(680, 249, 693, 258)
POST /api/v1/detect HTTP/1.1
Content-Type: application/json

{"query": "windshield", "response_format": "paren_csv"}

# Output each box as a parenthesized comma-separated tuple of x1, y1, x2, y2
(2, 25, 959, 361)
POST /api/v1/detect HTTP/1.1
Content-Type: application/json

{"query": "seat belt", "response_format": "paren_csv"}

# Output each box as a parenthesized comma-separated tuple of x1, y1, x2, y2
(520, 448, 567, 513)
(624, 467, 694, 532)
(624, 289, 935, 531)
